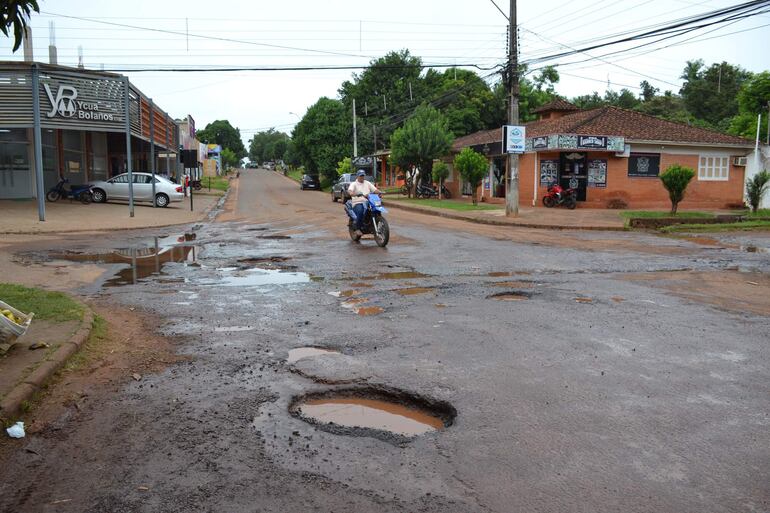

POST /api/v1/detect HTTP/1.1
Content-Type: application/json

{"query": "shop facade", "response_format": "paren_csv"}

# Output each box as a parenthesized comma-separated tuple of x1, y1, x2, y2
(450, 104, 755, 209)
(0, 62, 178, 201)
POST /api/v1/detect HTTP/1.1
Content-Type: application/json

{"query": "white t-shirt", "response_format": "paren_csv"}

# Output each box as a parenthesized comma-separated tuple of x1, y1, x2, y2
(348, 179, 377, 205)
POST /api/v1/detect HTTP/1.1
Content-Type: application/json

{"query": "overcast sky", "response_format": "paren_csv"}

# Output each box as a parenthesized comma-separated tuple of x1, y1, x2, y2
(2, 0, 768, 146)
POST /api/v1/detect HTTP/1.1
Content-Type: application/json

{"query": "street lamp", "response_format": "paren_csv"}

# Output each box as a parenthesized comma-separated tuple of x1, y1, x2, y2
(289, 112, 301, 121)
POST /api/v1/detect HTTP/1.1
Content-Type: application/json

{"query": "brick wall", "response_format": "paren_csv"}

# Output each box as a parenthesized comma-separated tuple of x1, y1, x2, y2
(583, 152, 745, 209)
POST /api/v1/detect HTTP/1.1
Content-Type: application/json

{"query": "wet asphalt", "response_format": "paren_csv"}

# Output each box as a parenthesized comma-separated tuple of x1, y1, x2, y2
(1, 169, 769, 513)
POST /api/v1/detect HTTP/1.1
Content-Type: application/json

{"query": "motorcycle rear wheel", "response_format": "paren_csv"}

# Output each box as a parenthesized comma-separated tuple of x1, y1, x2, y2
(374, 217, 390, 247)
(566, 197, 577, 209)
(78, 191, 92, 204)
(542, 196, 556, 208)
(46, 190, 61, 202)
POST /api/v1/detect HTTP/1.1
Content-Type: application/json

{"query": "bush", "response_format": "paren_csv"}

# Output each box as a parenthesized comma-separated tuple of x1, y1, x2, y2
(432, 162, 450, 199)
(659, 164, 695, 214)
(454, 148, 488, 205)
(746, 170, 770, 213)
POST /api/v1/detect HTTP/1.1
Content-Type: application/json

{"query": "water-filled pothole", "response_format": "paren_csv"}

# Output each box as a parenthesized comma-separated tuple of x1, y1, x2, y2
(47, 233, 198, 287)
(287, 347, 339, 364)
(488, 291, 530, 301)
(219, 268, 310, 286)
(491, 280, 534, 288)
(376, 271, 428, 280)
(259, 235, 291, 240)
(396, 287, 434, 296)
(290, 388, 455, 440)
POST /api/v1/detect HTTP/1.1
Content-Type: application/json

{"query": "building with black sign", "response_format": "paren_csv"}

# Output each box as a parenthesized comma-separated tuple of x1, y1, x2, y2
(0, 61, 179, 205)
(449, 101, 755, 210)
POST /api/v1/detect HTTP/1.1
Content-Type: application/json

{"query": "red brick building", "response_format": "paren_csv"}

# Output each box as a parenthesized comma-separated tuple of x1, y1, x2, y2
(447, 101, 755, 209)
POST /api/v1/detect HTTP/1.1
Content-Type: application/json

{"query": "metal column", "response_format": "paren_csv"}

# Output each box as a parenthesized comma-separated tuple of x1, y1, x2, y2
(31, 64, 46, 221)
(149, 99, 156, 206)
(123, 76, 134, 217)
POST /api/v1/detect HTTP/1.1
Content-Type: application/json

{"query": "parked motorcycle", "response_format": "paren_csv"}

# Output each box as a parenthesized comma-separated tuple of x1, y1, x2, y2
(344, 193, 390, 247)
(416, 183, 438, 199)
(439, 183, 452, 199)
(542, 184, 577, 209)
(46, 178, 93, 204)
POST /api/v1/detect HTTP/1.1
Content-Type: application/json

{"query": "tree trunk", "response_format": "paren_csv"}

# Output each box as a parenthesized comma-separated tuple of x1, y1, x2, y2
(671, 202, 678, 215)
(438, 178, 443, 200)
(472, 186, 478, 206)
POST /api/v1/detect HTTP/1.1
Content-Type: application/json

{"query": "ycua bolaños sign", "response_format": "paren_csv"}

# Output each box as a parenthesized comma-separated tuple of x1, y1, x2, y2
(44, 83, 117, 121)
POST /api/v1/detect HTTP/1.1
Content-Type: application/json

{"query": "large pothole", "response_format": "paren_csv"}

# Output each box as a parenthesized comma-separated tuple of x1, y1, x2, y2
(289, 388, 456, 441)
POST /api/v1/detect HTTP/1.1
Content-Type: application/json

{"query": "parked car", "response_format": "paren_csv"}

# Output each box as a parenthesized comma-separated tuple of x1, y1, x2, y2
(300, 174, 320, 190)
(331, 173, 374, 202)
(89, 173, 184, 207)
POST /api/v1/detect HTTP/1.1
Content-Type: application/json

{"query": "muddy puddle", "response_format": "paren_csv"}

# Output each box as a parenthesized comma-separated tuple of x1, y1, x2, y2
(491, 280, 534, 288)
(574, 297, 594, 303)
(287, 347, 340, 364)
(290, 389, 455, 438)
(258, 234, 291, 240)
(488, 291, 530, 301)
(48, 233, 198, 287)
(355, 306, 384, 316)
(396, 287, 434, 296)
(375, 271, 428, 280)
(218, 268, 310, 287)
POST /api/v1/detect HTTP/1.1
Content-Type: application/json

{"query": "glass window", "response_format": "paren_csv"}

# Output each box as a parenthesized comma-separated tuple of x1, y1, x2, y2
(628, 153, 660, 177)
(698, 155, 729, 181)
(62, 130, 84, 181)
(41, 129, 59, 191)
(133, 174, 152, 184)
(90, 133, 108, 181)
(111, 174, 129, 184)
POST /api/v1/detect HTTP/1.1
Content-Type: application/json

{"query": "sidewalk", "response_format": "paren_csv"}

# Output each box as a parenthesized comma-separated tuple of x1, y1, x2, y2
(0, 193, 221, 234)
(384, 198, 627, 230)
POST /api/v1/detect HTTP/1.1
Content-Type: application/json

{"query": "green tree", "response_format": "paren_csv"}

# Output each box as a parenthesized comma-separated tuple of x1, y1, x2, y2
(660, 164, 696, 214)
(639, 80, 659, 102)
(220, 148, 239, 170)
(196, 120, 247, 159)
(1, 0, 38, 52)
(390, 104, 454, 193)
(728, 71, 770, 139)
(432, 161, 450, 199)
(336, 156, 354, 177)
(746, 170, 770, 213)
(680, 61, 752, 129)
(453, 148, 487, 206)
(249, 129, 291, 163)
(292, 97, 352, 182)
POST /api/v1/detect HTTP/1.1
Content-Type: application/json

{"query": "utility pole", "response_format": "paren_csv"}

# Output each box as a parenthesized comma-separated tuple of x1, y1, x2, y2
(766, 101, 769, 145)
(506, 0, 520, 217)
(353, 99, 358, 157)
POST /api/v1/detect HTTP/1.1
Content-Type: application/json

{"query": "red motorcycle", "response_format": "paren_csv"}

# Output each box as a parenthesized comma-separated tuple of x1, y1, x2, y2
(542, 184, 577, 209)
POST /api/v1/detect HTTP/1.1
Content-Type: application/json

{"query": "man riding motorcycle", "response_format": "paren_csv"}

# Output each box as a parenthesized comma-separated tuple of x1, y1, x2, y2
(347, 170, 383, 238)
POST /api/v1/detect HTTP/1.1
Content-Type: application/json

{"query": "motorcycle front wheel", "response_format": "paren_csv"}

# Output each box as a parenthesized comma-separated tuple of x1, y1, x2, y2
(374, 217, 390, 247)
(79, 191, 92, 204)
(542, 196, 556, 208)
(348, 224, 361, 242)
(566, 197, 577, 209)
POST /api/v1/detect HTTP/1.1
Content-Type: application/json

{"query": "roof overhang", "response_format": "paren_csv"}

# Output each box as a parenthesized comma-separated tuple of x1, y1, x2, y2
(626, 138, 755, 150)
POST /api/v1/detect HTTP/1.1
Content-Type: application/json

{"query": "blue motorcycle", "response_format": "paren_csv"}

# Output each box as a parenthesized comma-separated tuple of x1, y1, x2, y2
(46, 177, 93, 204)
(344, 193, 390, 247)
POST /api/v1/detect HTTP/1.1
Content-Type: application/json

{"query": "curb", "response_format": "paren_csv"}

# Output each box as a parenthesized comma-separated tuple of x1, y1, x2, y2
(383, 200, 627, 232)
(0, 188, 228, 236)
(0, 300, 95, 421)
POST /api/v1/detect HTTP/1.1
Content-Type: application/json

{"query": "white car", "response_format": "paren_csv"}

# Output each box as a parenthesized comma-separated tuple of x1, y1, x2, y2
(89, 173, 184, 207)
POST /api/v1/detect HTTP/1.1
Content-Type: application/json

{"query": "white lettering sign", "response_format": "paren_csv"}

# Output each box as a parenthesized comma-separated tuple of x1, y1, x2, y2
(43, 83, 116, 121)
(503, 125, 526, 154)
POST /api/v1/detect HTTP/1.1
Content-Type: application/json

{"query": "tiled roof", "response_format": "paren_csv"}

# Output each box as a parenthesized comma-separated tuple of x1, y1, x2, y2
(531, 98, 580, 114)
(453, 106, 753, 150)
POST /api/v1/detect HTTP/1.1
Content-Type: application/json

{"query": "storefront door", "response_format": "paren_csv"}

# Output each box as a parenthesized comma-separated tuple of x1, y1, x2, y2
(559, 152, 587, 201)
(0, 130, 32, 199)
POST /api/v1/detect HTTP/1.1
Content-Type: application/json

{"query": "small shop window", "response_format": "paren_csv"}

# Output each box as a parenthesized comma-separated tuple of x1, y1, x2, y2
(628, 153, 660, 177)
(698, 155, 729, 181)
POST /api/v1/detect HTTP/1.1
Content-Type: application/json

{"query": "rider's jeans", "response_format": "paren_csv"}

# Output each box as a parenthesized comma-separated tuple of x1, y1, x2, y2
(352, 203, 366, 231)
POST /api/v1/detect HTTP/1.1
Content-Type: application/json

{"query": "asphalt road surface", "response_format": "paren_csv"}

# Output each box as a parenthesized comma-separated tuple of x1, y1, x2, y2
(1, 169, 769, 513)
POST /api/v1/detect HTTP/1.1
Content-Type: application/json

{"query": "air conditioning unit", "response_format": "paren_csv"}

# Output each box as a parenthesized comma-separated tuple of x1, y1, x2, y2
(733, 156, 748, 166)
(615, 144, 631, 158)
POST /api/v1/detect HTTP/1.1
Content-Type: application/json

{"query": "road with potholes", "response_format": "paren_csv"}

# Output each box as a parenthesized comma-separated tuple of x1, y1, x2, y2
(1, 168, 769, 512)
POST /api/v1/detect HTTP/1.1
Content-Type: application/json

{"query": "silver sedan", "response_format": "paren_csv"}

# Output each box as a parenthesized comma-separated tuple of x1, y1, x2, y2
(89, 173, 185, 207)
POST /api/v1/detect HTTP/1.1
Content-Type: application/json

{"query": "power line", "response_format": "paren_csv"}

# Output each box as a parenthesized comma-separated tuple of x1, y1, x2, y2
(488, 0, 509, 20)
(40, 10, 374, 60)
